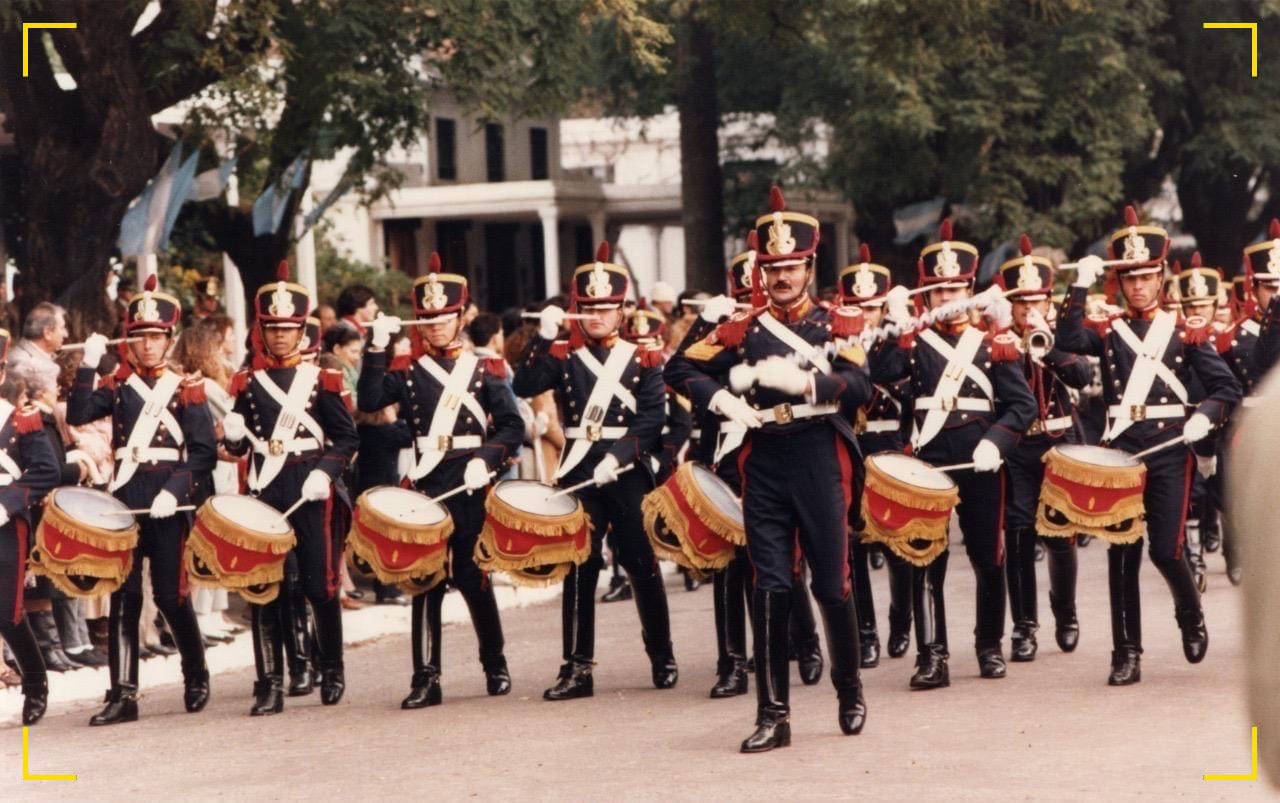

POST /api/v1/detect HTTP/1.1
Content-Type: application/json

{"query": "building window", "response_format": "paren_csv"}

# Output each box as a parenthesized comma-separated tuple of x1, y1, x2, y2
(530, 127, 549, 180)
(436, 118, 456, 181)
(485, 122, 505, 182)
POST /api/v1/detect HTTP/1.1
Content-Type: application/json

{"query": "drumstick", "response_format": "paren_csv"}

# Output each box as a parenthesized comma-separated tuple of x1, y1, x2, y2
(1057, 258, 1138, 271)
(427, 470, 498, 505)
(106, 505, 198, 516)
(680, 298, 754, 310)
(547, 464, 636, 500)
(1131, 435, 1189, 461)
(930, 462, 976, 473)
(60, 336, 141, 351)
(274, 497, 308, 525)
(520, 312, 594, 321)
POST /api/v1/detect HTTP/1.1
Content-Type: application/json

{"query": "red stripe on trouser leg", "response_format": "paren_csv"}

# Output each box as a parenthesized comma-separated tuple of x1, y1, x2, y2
(324, 493, 338, 597)
(1174, 452, 1194, 561)
(11, 520, 27, 626)
(834, 433, 854, 598)
(736, 440, 757, 586)
(995, 468, 1006, 567)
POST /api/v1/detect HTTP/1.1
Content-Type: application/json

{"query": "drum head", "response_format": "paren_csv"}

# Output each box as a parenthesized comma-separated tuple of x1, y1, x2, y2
(1055, 444, 1141, 469)
(52, 487, 135, 532)
(362, 486, 449, 526)
(494, 480, 578, 517)
(686, 464, 743, 526)
(870, 453, 956, 491)
(208, 495, 293, 535)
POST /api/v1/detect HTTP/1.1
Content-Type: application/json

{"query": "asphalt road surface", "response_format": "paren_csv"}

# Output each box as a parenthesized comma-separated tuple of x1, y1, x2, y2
(1, 542, 1267, 800)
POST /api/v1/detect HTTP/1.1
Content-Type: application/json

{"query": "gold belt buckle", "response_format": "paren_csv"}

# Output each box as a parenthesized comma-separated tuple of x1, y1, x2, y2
(268, 439, 284, 456)
(131, 446, 143, 462)
(586, 423, 602, 442)
(940, 396, 957, 412)
(437, 435, 453, 451)
(773, 403, 794, 424)
(1130, 404, 1146, 422)
(1027, 420, 1044, 436)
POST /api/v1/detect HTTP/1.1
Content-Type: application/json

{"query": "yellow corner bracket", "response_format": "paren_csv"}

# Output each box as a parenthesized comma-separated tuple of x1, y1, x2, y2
(21, 21, 77, 77)
(22, 726, 76, 782)
(1202, 22, 1259, 78)
(1203, 726, 1258, 782)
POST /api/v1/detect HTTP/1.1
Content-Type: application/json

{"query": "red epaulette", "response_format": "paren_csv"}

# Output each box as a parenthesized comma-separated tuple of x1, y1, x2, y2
(320, 368, 346, 394)
(483, 356, 508, 379)
(1084, 316, 1112, 339)
(987, 331, 1020, 363)
(228, 369, 251, 398)
(897, 330, 916, 350)
(13, 406, 42, 435)
(639, 345, 665, 369)
(99, 373, 118, 391)
(1213, 327, 1235, 355)
(1182, 315, 1212, 347)
(550, 340, 570, 360)
(714, 309, 760, 349)
(180, 378, 207, 405)
(830, 306, 864, 339)
(389, 354, 413, 373)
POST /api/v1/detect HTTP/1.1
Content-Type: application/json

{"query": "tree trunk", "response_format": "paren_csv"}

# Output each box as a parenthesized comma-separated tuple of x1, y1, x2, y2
(1176, 159, 1271, 275)
(674, 10, 724, 294)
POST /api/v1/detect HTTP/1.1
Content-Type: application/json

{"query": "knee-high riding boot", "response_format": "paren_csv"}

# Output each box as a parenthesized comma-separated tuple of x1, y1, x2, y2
(850, 537, 880, 668)
(909, 553, 949, 690)
(1045, 537, 1079, 652)
(818, 595, 867, 735)
(90, 591, 140, 725)
(741, 589, 792, 753)
(311, 597, 346, 705)
(544, 562, 597, 700)
(631, 571, 678, 689)
(249, 601, 284, 715)
(402, 588, 443, 708)
(1107, 542, 1143, 685)
(1153, 551, 1208, 664)
(464, 582, 511, 695)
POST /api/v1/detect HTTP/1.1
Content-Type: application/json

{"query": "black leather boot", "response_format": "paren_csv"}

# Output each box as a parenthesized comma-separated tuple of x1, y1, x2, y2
(1107, 543, 1143, 686)
(29, 610, 73, 673)
(869, 544, 886, 570)
(283, 572, 315, 697)
(790, 578, 822, 686)
(632, 572, 678, 689)
(159, 600, 210, 713)
(1005, 528, 1038, 662)
(909, 557, 949, 690)
(1152, 553, 1208, 664)
(851, 538, 880, 669)
(22, 677, 48, 726)
(820, 596, 867, 735)
(977, 647, 1007, 678)
(710, 558, 749, 698)
(1045, 537, 1080, 652)
(1175, 608, 1209, 664)
(741, 589, 792, 753)
(886, 554, 913, 658)
(545, 563, 597, 701)
(312, 597, 346, 705)
(3, 617, 48, 725)
(403, 590, 443, 708)
(249, 602, 285, 716)
(601, 558, 631, 602)
(464, 583, 511, 696)
(90, 596, 140, 725)
(973, 561, 1007, 676)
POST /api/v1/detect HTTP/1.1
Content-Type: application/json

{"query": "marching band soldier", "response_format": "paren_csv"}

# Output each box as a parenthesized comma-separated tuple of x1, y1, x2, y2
(513, 244, 678, 701)
(620, 307, 693, 484)
(996, 236, 1093, 660)
(837, 246, 914, 666)
(1245, 220, 1280, 383)
(666, 186, 871, 752)
(876, 219, 1038, 689)
(359, 253, 524, 708)
(221, 263, 359, 715)
(68, 276, 216, 725)
(0, 329, 60, 725)
(1057, 207, 1240, 685)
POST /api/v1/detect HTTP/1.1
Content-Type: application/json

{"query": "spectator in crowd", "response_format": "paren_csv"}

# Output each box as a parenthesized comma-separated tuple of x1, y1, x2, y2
(10, 302, 68, 377)
(335, 285, 378, 335)
(650, 281, 678, 318)
(316, 303, 338, 336)
(469, 312, 505, 365)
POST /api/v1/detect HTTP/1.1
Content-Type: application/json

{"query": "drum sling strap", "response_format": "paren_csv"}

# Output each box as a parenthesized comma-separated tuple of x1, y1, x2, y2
(1104, 312, 1186, 443)
(111, 372, 183, 491)
(0, 400, 21, 486)
(556, 341, 637, 480)
(248, 364, 324, 491)
(911, 327, 990, 452)
(408, 352, 483, 480)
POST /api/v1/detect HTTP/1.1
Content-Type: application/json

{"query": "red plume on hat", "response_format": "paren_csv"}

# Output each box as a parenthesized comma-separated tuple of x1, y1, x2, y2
(747, 230, 765, 308)
(939, 217, 953, 241)
(859, 243, 871, 263)
(1269, 218, 1280, 241)
(276, 259, 290, 281)
(769, 185, 786, 212)
(1124, 205, 1140, 227)
(1019, 234, 1033, 256)
(143, 274, 157, 292)
(428, 251, 441, 272)
(1190, 251, 1202, 269)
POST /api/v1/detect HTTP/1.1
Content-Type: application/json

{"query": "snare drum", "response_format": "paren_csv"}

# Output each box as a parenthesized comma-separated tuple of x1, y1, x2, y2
(642, 462, 744, 572)
(860, 453, 958, 566)
(30, 487, 139, 598)
(475, 480, 590, 587)
(186, 495, 297, 604)
(347, 486, 453, 592)
(1038, 444, 1146, 544)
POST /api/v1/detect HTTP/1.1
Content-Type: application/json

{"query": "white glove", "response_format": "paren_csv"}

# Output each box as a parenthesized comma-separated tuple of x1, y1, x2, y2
(538, 306, 567, 340)
(699, 294, 737, 323)
(463, 458, 491, 491)
(885, 285, 912, 322)
(1073, 255, 1105, 289)
(301, 469, 331, 502)
(971, 439, 1003, 472)
(149, 490, 178, 519)
(984, 295, 1012, 328)
(970, 284, 1004, 311)
(0, 507, 10, 528)
(709, 389, 763, 429)
(222, 412, 246, 443)
(370, 314, 401, 349)
(81, 333, 109, 369)
(1195, 454, 1217, 479)
(754, 355, 811, 397)
(1183, 412, 1213, 444)
(593, 454, 621, 486)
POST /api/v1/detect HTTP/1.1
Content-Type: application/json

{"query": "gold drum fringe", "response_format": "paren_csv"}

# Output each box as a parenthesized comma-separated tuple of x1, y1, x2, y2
(184, 532, 288, 590)
(354, 489, 454, 545)
(40, 500, 139, 552)
(345, 533, 448, 588)
(673, 464, 745, 546)
(195, 499, 296, 554)
(641, 485, 734, 572)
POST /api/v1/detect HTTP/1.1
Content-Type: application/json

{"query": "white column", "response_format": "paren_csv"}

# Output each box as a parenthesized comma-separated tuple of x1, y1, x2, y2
(139, 253, 159, 290)
(835, 213, 851, 269)
(223, 174, 248, 368)
(539, 206, 560, 299)
(648, 225, 663, 283)
(295, 191, 317, 304)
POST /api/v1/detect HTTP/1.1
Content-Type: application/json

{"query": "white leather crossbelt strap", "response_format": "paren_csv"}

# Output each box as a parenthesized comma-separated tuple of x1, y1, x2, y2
(0, 400, 20, 485)
(1027, 415, 1072, 435)
(250, 364, 323, 492)
(114, 446, 181, 463)
(1106, 404, 1184, 420)
(410, 353, 482, 480)
(112, 372, 183, 491)
(912, 327, 989, 451)
(556, 341, 638, 479)
(757, 312, 832, 374)
(1105, 312, 1186, 442)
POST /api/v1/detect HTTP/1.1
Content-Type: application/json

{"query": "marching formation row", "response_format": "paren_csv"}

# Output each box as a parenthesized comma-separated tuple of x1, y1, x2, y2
(0, 186, 1267, 756)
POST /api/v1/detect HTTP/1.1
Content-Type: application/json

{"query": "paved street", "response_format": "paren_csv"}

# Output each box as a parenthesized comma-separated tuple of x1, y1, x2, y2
(0, 542, 1266, 800)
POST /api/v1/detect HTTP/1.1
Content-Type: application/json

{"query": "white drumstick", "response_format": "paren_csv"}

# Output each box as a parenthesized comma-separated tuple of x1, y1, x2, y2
(427, 470, 498, 505)
(520, 312, 594, 321)
(681, 298, 754, 310)
(106, 505, 198, 516)
(930, 462, 975, 473)
(1057, 258, 1137, 271)
(547, 463, 635, 500)
(1131, 435, 1189, 461)
(60, 336, 141, 351)
(275, 497, 308, 525)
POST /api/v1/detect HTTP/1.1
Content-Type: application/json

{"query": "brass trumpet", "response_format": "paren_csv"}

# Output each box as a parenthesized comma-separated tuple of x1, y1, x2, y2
(1023, 308, 1054, 358)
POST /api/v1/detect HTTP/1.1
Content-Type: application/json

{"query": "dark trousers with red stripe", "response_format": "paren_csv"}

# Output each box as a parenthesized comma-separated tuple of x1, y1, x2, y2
(1106, 444, 1201, 653)
(917, 429, 1007, 653)
(0, 519, 44, 691)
